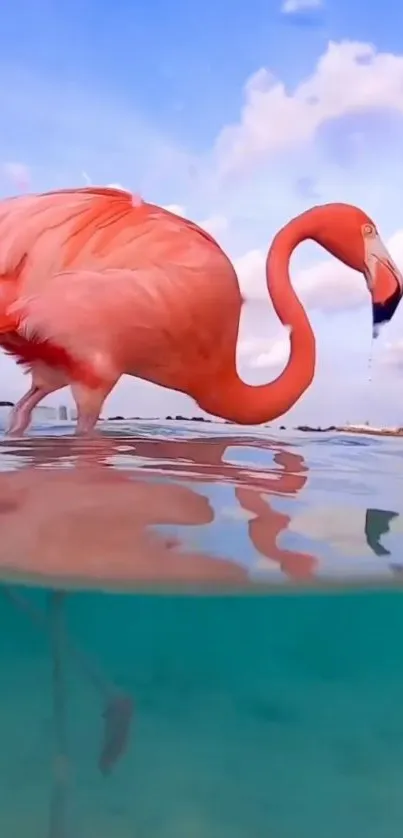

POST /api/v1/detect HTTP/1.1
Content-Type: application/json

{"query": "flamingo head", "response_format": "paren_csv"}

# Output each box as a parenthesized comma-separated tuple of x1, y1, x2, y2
(309, 203, 403, 338)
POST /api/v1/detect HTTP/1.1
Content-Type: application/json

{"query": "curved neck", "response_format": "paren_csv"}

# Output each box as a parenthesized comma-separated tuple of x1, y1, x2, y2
(197, 218, 316, 425)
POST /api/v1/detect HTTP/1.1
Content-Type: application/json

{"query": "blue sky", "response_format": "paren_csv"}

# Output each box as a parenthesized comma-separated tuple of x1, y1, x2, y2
(1, 0, 403, 425)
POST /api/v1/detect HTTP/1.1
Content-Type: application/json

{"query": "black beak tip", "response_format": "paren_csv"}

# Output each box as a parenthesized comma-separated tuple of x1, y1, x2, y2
(372, 285, 403, 336)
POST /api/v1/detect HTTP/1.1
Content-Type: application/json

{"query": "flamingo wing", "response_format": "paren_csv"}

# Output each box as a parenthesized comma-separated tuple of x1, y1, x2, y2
(9, 267, 212, 391)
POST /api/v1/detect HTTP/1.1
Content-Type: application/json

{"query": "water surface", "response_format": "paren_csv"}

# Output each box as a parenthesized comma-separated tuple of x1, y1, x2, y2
(1, 421, 403, 837)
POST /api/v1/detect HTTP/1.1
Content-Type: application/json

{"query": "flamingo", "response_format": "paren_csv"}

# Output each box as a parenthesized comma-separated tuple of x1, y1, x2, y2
(0, 186, 401, 436)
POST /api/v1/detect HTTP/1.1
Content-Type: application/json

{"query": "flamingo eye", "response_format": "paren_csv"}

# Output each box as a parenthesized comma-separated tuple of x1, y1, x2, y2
(363, 223, 376, 237)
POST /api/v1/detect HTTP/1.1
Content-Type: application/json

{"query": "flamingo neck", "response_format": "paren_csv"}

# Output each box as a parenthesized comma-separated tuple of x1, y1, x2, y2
(197, 217, 316, 425)
(264, 217, 316, 410)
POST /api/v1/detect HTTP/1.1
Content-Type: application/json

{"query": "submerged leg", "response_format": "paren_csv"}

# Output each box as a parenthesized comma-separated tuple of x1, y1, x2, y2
(2, 586, 134, 780)
(48, 591, 69, 838)
(71, 381, 117, 437)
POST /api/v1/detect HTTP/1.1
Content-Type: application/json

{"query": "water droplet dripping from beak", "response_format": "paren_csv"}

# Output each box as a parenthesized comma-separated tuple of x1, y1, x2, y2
(368, 343, 373, 383)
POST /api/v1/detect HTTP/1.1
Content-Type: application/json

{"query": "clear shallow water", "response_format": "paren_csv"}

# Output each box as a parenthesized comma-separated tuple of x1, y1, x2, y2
(1, 420, 403, 836)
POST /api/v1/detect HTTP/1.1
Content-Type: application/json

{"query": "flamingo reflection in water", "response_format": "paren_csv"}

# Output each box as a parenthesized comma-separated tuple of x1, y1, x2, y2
(112, 433, 318, 580)
(0, 432, 316, 836)
(1, 432, 318, 584)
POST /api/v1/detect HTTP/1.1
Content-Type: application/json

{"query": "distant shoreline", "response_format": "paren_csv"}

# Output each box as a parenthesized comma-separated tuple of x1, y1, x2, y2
(335, 426, 403, 438)
(106, 416, 403, 438)
(2, 406, 402, 437)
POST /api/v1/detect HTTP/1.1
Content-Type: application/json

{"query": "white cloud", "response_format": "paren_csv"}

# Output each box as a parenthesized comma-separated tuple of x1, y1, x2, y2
(163, 204, 229, 238)
(198, 214, 229, 236)
(254, 339, 290, 369)
(1, 161, 31, 191)
(281, 0, 322, 12)
(239, 333, 291, 369)
(214, 40, 403, 175)
(163, 203, 186, 216)
(234, 249, 264, 299)
(235, 247, 366, 313)
(293, 258, 366, 312)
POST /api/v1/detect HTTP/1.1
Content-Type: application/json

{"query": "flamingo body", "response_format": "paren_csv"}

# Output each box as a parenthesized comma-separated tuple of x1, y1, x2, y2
(0, 188, 243, 433)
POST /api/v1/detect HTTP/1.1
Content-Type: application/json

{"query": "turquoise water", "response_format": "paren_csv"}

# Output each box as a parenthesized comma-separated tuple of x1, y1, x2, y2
(1, 421, 403, 836)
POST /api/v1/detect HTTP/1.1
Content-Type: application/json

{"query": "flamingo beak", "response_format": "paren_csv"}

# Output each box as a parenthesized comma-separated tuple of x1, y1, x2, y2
(364, 234, 403, 338)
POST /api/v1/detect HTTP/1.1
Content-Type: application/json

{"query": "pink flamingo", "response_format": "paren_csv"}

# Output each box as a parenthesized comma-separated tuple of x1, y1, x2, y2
(0, 187, 401, 435)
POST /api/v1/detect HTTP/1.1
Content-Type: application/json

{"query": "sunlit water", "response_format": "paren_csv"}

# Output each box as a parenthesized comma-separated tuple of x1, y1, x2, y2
(1, 419, 403, 837)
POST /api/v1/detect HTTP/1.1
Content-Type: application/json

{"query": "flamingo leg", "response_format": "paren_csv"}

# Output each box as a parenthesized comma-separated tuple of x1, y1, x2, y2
(6, 366, 67, 436)
(2, 587, 134, 777)
(48, 591, 69, 838)
(7, 385, 48, 436)
(72, 382, 117, 436)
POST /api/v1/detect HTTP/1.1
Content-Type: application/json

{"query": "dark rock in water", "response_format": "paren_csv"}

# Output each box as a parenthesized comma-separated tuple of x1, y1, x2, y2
(296, 425, 336, 432)
(365, 508, 399, 557)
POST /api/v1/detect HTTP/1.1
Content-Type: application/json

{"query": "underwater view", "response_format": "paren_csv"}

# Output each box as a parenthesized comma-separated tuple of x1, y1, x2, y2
(1, 421, 403, 838)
